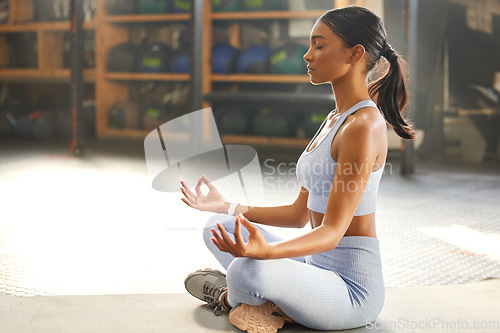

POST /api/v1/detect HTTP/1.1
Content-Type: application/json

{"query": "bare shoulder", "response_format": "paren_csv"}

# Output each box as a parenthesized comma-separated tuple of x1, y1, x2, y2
(340, 106, 386, 137)
(332, 106, 387, 164)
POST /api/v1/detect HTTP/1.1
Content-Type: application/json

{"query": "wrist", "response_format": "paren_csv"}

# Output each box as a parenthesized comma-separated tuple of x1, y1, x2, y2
(227, 202, 240, 216)
(264, 243, 276, 260)
(219, 202, 230, 214)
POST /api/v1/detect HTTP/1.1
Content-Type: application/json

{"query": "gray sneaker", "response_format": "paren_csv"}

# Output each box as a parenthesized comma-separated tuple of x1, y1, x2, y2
(184, 268, 228, 315)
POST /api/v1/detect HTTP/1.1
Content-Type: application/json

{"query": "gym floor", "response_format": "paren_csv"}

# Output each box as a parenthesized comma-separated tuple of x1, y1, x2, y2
(0, 139, 499, 332)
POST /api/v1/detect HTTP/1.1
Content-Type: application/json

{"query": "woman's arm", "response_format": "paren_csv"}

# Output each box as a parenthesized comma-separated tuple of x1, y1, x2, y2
(211, 112, 381, 259)
(181, 177, 309, 228)
(235, 186, 309, 228)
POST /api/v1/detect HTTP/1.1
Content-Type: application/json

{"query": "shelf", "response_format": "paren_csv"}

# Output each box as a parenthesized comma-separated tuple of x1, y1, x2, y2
(0, 68, 95, 82)
(211, 10, 325, 20)
(211, 74, 310, 83)
(103, 13, 190, 23)
(221, 134, 309, 148)
(205, 92, 335, 109)
(99, 128, 149, 139)
(0, 21, 96, 33)
(100, 128, 190, 140)
(104, 72, 190, 81)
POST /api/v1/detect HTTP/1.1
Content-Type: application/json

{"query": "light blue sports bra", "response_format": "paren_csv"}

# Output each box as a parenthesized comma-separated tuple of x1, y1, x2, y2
(296, 100, 384, 216)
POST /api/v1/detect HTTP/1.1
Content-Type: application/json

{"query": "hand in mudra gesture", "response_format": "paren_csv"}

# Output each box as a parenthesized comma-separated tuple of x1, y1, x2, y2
(211, 214, 272, 259)
(180, 175, 227, 213)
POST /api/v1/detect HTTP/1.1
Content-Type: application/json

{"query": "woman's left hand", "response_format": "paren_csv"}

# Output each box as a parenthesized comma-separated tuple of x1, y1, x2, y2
(211, 214, 273, 259)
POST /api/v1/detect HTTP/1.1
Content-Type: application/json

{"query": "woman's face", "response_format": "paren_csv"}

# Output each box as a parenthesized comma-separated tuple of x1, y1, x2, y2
(303, 21, 352, 85)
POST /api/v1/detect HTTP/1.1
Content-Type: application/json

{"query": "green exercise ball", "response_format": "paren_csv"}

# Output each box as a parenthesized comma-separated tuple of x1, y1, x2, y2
(271, 43, 308, 75)
(303, 112, 328, 138)
(171, 0, 191, 13)
(212, 0, 241, 12)
(143, 104, 172, 131)
(221, 109, 255, 135)
(138, 0, 171, 14)
(253, 108, 296, 137)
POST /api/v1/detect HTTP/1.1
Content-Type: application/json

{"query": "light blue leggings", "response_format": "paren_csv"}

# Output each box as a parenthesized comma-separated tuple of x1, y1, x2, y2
(203, 214, 385, 331)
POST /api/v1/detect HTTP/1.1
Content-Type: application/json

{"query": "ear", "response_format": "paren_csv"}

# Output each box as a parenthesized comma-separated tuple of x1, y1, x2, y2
(349, 44, 366, 64)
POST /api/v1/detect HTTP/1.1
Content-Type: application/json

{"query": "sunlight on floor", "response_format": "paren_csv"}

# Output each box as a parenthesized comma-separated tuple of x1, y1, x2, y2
(419, 225, 500, 260)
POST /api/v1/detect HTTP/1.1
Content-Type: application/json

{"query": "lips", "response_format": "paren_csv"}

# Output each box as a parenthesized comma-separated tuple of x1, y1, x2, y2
(307, 65, 315, 72)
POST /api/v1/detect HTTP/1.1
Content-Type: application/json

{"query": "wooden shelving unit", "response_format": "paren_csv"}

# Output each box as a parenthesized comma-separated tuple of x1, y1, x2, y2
(0, 0, 368, 144)
(104, 72, 190, 82)
(103, 13, 190, 23)
(0, 21, 96, 32)
(0, 0, 96, 83)
(95, 1, 192, 138)
(0, 68, 95, 82)
(202, 0, 341, 148)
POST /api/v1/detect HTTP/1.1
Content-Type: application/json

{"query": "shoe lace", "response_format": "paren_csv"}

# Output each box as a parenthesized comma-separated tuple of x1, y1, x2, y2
(203, 283, 227, 316)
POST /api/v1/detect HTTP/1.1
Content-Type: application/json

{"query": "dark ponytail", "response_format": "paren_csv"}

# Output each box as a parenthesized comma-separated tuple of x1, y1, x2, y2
(368, 45, 414, 139)
(320, 6, 415, 140)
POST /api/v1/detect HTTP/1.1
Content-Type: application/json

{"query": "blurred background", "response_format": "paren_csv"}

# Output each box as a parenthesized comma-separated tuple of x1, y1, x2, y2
(0, 0, 499, 303)
(0, 0, 498, 164)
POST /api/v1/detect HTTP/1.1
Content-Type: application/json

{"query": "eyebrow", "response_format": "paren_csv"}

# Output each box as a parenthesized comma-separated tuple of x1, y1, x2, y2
(311, 35, 326, 40)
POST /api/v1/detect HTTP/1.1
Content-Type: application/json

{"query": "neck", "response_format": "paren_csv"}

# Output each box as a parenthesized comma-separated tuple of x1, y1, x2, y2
(330, 73, 371, 114)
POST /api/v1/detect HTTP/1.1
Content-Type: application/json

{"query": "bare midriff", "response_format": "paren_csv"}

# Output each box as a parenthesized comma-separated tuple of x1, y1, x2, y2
(308, 209, 377, 238)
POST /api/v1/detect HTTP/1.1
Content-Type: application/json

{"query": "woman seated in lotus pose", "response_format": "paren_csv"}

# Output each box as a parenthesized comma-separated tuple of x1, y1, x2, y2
(180, 5, 414, 333)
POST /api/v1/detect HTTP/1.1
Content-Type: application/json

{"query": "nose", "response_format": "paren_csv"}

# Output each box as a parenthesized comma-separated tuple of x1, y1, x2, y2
(303, 47, 313, 63)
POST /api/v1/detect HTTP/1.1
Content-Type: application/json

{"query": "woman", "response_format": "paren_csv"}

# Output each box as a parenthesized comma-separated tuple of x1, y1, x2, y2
(181, 6, 414, 332)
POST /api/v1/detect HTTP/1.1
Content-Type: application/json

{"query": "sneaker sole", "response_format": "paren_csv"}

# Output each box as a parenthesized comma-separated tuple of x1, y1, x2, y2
(229, 302, 285, 333)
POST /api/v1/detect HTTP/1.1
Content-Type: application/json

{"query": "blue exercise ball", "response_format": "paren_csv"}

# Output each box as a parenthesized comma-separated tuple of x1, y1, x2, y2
(212, 44, 239, 74)
(236, 45, 271, 74)
(170, 53, 190, 73)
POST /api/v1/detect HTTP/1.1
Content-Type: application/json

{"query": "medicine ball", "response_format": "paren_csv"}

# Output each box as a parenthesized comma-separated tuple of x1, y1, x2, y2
(138, 43, 172, 73)
(106, 0, 136, 15)
(107, 43, 139, 72)
(303, 112, 328, 138)
(242, 0, 287, 11)
(271, 43, 308, 74)
(212, 44, 239, 74)
(236, 45, 271, 74)
(171, 0, 191, 13)
(169, 52, 190, 73)
(221, 109, 254, 135)
(212, 0, 240, 12)
(0, 111, 16, 137)
(253, 108, 296, 137)
(108, 100, 141, 129)
(305, 0, 333, 10)
(138, 0, 170, 14)
(142, 104, 171, 130)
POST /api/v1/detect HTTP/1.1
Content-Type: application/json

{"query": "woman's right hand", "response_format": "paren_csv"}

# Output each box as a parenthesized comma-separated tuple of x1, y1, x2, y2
(180, 175, 228, 214)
